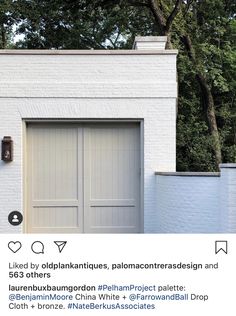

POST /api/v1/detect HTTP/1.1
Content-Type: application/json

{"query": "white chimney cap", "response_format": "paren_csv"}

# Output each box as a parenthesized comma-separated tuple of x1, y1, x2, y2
(133, 36, 167, 50)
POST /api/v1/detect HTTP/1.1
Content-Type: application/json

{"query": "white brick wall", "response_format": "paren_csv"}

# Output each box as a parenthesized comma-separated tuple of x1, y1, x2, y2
(0, 54, 177, 98)
(155, 166, 236, 233)
(1, 42, 235, 234)
(0, 105, 22, 233)
(0, 40, 177, 233)
(220, 164, 236, 232)
(155, 174, 220, 233)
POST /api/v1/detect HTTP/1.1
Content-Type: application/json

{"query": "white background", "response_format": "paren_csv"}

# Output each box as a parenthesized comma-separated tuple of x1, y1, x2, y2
(0, 234, 235, 315)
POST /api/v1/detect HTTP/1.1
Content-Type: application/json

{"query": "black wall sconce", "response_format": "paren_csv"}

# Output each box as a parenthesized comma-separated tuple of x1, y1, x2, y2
(1, 136, 13, 162)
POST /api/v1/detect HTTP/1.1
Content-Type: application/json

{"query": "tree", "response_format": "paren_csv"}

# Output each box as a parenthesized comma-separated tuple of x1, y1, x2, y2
(0, 0, 19, 48)
(13, 0, 137, 49)
(176, 0, 236, 169)
(99, 0, 236, 170)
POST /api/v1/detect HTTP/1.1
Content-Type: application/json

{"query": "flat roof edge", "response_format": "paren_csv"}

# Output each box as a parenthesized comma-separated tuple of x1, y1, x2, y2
(219, 163, 236, 168)
(0, 49, 178, 55)
(155, 172, 220, 177)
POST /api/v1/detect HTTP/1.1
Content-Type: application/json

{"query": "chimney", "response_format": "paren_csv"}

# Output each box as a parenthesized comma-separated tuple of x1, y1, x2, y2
(133, 36, 167, 50)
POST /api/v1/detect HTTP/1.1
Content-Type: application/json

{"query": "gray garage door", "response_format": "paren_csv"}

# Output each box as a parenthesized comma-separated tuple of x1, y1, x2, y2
(26, 122, 141, 233)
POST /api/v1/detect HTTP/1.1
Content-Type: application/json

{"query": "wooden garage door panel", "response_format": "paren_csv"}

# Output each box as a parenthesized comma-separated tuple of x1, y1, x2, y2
(27, 124, 83, 233)
(89, 207, 139, 232)
(32, 207, 79, 227)
(88, 125, 140, 199)
(30, 126, 79, 200)
(27, 123, 141, 233)
(84, 124, 140, 233)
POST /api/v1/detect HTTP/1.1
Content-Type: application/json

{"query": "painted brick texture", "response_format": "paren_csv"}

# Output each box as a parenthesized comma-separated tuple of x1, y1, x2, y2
(1, 46, 235, 234)
(0, 47, 177, 233)
(156, 175, 220, 233)
(220, 165, 236, 232)
(155, 165, 236, 233)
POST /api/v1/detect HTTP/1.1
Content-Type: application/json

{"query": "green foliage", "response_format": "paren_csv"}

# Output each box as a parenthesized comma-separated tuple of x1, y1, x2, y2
(0, 0, 20, 48)
(173, 0, 236, 169)
(11, 0, 154, 49)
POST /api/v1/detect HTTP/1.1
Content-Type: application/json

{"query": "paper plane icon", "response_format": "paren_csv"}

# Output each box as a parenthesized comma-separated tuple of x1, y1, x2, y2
(54, 241, 67, 253)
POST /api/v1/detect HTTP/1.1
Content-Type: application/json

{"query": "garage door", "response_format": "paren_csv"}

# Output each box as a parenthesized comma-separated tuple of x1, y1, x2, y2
(26, 122, 141, 233)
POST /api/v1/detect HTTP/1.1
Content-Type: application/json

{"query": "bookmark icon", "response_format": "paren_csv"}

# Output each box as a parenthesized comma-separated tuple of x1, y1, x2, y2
(215, 241, 228, 254)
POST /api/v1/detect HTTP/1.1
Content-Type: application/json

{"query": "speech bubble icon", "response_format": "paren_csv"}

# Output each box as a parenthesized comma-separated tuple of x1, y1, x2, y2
(31, 241, 44, 254)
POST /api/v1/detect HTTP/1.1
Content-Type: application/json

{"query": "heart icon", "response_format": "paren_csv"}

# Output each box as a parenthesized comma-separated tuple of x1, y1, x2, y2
(8, 241, 22, 253)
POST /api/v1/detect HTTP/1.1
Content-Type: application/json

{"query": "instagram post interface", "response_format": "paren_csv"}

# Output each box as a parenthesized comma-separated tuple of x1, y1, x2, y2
(0, 1, 235, 315)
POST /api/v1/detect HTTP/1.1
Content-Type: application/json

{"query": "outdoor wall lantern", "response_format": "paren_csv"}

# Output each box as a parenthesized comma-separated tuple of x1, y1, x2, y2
(1, 136, 13, 162)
